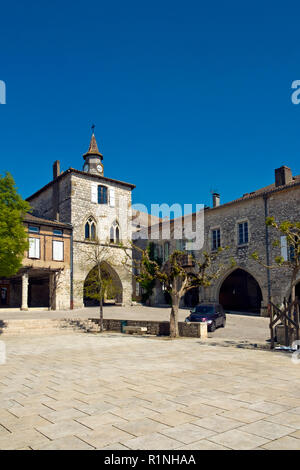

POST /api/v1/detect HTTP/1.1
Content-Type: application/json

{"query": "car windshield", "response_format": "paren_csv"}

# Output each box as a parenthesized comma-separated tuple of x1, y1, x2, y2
(191, 305, 215, 315)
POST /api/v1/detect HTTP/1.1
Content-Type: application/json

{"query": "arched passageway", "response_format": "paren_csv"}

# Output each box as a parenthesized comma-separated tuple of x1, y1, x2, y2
(219, 268, 262, 314)
(83, 262, 123, 306)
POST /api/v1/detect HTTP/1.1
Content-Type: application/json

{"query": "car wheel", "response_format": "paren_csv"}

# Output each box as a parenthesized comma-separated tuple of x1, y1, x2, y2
(209, 321, 216, 332)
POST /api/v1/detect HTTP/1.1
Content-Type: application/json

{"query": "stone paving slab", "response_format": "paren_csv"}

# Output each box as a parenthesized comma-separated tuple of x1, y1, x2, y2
(238, 420, 293, 440)
(38, 435, 95, 450)
(261, 435, 300, 450)
(207, 429, 269, 450)
(76, 424, 135, 449)
(159, 422, 216, 444)
(0, 332, 300, 450)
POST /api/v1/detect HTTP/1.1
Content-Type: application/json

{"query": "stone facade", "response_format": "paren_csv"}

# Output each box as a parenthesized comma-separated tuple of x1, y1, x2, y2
(26, 135, 135, 309)
(143, 167, 300, 315)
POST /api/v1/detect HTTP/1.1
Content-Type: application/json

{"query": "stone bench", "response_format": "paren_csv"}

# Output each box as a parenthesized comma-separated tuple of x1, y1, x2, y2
(123, 326, 148, 335)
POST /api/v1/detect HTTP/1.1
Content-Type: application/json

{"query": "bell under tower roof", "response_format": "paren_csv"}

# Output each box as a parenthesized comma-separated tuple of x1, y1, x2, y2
(83, 132, 103, 161)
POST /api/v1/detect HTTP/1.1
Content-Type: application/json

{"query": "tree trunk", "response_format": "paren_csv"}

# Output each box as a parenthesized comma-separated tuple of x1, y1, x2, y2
(170, 295, 179, 338)
(98, 264, 104, 333)
(99, 295, 104, 332)
(290, 268, 297, 304)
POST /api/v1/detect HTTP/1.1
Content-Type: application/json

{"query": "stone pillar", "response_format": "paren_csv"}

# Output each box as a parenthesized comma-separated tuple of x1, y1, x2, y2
(199, 322, 208, 339)
(21, 273, 29, 311)
(49, 273, 56, 310)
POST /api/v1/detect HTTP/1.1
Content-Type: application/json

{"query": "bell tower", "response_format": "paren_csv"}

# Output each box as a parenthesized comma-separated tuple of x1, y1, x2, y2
(83, 127, 104, 176)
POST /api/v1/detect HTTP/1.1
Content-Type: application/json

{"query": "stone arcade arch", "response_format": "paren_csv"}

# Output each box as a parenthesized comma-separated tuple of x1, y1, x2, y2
(218, 268, 263, 314)
(83, 261, 123, 306)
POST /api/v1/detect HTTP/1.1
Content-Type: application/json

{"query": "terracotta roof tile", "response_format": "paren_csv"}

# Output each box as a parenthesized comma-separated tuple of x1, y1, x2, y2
(24, 213, 72, 229)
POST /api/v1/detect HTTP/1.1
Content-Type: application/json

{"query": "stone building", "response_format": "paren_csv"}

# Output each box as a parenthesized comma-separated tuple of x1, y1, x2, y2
(142, 166, 300, 315)
(0, 213, 72, 310)
(26, 133, 135, 308)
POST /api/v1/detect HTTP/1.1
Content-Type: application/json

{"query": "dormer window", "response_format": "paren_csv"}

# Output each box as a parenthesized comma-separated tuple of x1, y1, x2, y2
(85, 217, 96, 240)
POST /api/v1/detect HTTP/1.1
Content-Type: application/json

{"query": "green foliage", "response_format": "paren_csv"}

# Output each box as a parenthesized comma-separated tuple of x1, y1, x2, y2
(136, 244, 227, 299)
(265, 216, 275, 227)
(84, 265, 120, 302)
(136, 243, 157, 303)
(252, 217, 300, 302)
(251, 251, 259, 261)
(0, 173, 30, 277)
(274, 256, 285, 266)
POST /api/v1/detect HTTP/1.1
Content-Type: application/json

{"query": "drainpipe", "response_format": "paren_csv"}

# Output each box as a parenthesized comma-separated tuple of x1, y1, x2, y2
(263, 195, 271, 302)
(70, 228, 74, 309)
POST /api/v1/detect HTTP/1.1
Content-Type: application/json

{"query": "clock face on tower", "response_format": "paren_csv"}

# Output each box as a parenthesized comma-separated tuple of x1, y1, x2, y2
(83, 164, 89, 172)
(97, 164, 103, 173)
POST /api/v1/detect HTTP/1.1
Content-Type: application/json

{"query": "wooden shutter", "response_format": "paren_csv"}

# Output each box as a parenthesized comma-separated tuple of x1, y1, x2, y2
(109, 188, 115, 207)
(281, 236, 288, 261)
(29, 238, 35, 258)
(53, 240, 64, 261)
(91, 183, 97, 203)
(29, 238, 40, 259)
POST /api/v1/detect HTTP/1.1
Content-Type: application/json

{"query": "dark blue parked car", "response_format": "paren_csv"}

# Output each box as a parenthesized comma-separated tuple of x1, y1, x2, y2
(185, 303, 226, 332)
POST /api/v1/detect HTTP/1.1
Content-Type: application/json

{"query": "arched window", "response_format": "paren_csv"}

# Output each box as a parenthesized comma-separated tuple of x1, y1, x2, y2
(85, 217, 96, 240)
(110, 221, 120, 244)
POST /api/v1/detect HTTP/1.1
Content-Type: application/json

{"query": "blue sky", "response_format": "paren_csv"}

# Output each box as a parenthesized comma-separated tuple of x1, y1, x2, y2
(1, 0, 300, 213)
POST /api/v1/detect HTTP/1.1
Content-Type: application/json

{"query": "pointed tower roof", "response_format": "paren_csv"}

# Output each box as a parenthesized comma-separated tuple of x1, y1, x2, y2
(83, 133, 103, 160)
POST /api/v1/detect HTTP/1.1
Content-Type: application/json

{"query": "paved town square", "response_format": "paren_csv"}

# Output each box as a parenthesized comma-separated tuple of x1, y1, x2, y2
(1, 1, 300, 455)
(1, 331, 300, 450)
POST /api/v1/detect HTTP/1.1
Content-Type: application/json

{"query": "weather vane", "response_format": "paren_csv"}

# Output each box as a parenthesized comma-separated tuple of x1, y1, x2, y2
(91, 124, 95, 134)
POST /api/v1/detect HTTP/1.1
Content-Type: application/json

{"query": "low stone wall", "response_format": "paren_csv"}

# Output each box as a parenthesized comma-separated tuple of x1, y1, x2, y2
(90, 318, 205, 338)
(0, 318, 206, 338)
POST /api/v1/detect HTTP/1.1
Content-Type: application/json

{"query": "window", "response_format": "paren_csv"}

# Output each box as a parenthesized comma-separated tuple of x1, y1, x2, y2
(164, 242, 170, 262)
(153, 243, 163, 260)
(110, 221, 120, 243)
(212, 228, 221, 250)
(53, 229, 63, 236)
(109, 188, 115, 207)
(98, 185, 108, 204)
(135, 282, 140, 296)
(176, 239, 185, 251)
(281, 235, 297, 261)
(28, 237, 40, 259)
(53, 240, 64, 261)
(238, 222, 249, 245)
(28, 226, 40, 234)
(85, 217, 96, 240)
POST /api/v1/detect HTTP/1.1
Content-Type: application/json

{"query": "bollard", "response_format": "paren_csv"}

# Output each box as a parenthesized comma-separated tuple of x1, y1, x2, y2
(199, 322, 208, 339)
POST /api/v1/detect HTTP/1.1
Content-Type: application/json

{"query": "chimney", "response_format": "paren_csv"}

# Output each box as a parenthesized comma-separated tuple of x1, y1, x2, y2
(275, 166, 292, 187)
(212, 193, 220, 208)
(53, 160, 60, 180)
